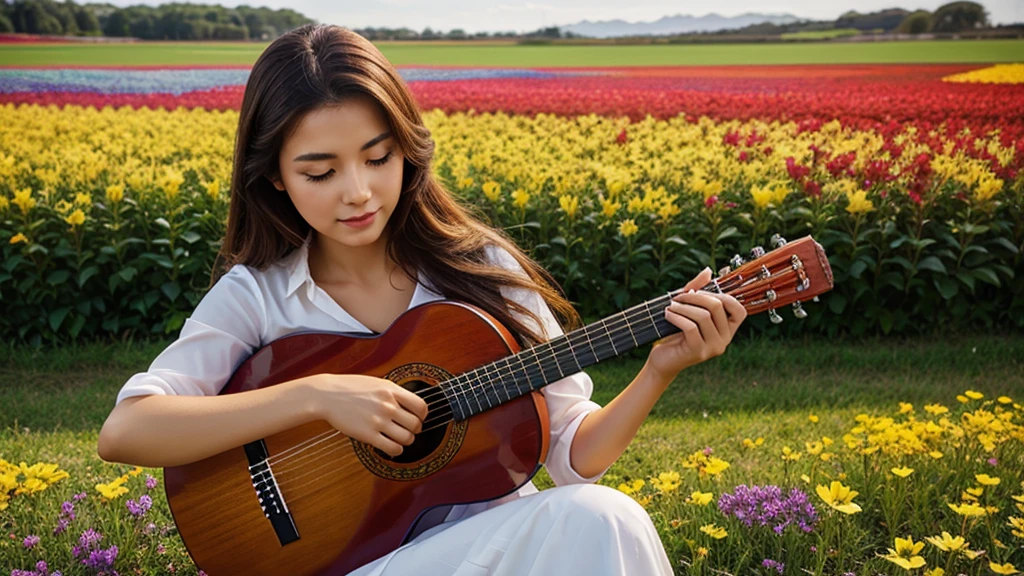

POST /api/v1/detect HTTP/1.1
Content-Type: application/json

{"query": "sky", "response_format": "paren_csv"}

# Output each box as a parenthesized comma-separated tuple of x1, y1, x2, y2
(97, 0, 1023, 34)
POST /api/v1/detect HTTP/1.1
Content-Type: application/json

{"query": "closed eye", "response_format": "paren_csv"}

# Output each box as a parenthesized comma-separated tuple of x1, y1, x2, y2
(304, 151, 393, 183)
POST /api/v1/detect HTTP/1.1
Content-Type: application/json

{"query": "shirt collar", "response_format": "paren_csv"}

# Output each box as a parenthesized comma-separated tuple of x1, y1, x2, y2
(283, 233, 313, 298)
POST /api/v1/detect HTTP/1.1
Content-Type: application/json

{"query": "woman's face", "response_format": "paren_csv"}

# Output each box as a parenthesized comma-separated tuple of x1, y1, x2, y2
(269, 94, 404, 249)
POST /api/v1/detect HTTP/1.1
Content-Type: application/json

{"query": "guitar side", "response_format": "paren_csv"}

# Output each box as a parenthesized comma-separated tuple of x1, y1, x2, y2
(163, 301, 552, 576)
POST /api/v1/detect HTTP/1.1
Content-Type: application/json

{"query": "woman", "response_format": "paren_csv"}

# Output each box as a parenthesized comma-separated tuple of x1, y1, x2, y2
(97, 23, 746, 575)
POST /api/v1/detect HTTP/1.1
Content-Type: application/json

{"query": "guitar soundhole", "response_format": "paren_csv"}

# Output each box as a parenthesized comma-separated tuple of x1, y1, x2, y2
(373, 379, 454, 464)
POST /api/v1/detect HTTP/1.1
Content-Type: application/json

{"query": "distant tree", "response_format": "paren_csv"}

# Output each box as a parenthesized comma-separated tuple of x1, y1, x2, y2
(0, 13, 13, 32)
(73, 4, 101, 34)
(931, 1, 988, 32)
(898, 10, 932, 33)
(421, 26, 436, 39)
(446, 27, 466, 39)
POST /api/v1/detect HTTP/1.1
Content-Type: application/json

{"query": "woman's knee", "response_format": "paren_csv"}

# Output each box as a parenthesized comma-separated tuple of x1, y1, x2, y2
(549, 483, 653, 527)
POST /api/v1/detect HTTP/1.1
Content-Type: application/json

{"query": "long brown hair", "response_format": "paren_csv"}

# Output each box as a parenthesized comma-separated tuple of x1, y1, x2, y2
(217, 23, 581, 348)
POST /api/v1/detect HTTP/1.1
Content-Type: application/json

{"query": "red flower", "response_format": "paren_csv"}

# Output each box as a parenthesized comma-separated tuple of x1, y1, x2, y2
(786, 157, 810, 181)
(738, 150, 749, 162)
(616, 128, 628, 145)
(705, 195, 719, 208)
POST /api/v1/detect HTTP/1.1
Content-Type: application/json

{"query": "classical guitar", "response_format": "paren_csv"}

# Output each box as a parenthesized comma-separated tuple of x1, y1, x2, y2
(164, 234, 833, 575)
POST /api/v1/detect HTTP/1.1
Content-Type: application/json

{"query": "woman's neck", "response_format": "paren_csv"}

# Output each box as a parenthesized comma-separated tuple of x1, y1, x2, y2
(308, 230, 396, 288)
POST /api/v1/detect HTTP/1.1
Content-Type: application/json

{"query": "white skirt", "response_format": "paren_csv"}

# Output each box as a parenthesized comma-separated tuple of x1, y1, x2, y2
(345, 483, 674, 576)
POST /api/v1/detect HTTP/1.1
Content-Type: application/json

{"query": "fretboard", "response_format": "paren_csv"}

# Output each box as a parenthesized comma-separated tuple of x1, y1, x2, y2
(442, 291, 680, 421)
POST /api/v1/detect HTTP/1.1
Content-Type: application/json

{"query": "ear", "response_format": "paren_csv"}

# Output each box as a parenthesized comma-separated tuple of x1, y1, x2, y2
(266, 174, 285, 192)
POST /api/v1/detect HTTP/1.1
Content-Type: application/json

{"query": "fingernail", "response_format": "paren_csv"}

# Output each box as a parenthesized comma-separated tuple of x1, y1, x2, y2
(703, 266, 711, 273)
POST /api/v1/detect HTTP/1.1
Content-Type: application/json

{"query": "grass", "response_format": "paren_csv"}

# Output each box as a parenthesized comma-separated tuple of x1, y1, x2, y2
(1, 39, 1022, 67)
(2, 334, 1022, 574)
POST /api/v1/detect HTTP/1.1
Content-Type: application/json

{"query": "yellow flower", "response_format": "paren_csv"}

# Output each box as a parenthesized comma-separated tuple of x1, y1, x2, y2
(74, 192, 92, 206)
(695, 546, 709, 558)
(95, 475, 129, 500)
(898, 402, 913, 414)
(616, 479, 645, 495)
(781, 446, 802, 461)
(12, 187, 35, 214)
(558, 194, 579, 218)
(457, 176, 474, 190)
(924, 568, 945, 576)
(704, 457, 729, 476)
(976, 474, 1000, 486)
(9, 232, 28, 244)
(65, 209, 86, 227)
(0, 195, 8, 212)
(650, 471, 681, 493)
(511, 188, 530, 209)
(618, 218, 638, 238)
(482, 180, 501, 202)
(956, 394, 969, 403)
(925, 531, 967, 552)
(749, 184, 773, 208)
(601, 197, 621, 218)
(203, 180, 220, 199)
(809, 413, 819, 423)
(947, 502, 986, 517)
(105, 184, 125, 203)
(742, 437, 764, 449)
(845, 189, 874, 214)
(929, 450, 944, 459)
(965, 389, 984, 400)
(891, 466, 914, 478)
(1007, 516, 1024, 539)
(816, 481, 862, 514)
(943, 63, 1024, 84)
(924, 404, 949, 415)
(801, 474, 811, 483)
(879, 535, 927, 570)
(699, 523, 727, 539)
(687, 491, 714, 506)
(990, 562, 1020, 574)
(997, 396, 1012, 404)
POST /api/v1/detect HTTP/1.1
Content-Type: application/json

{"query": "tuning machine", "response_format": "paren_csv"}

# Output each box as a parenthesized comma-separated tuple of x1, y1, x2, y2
(750, 245, 766, 259)
(770, 234, 787, 248)
(730, 254, 744, 269)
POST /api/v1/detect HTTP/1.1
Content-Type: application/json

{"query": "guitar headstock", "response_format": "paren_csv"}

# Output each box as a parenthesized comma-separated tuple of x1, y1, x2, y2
(702, 234, 834, 324)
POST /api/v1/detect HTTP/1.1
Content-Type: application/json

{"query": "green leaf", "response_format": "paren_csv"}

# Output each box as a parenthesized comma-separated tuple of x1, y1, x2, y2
(666, 236, 688, 246)
(161, 282, 181, 303)
(827, 293, 847, 314)
(934, 277, 959, 300)
(118, 267, 138, 282)
(46, 270, 71, 286)
(155, 217, 171, 229)
(70, 314, 86, 338)
(716, 226, 740, 242)
(78, 266, 99, 287)
(972, 267, 1001, 287)
(849, 260, 868, 279)
(916, 256, 947, 275)
(180, 231, 202, 244)
(48, 307, 70, 331)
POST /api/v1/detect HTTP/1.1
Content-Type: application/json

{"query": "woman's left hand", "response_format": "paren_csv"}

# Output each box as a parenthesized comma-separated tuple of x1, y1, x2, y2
(645, 267, 748, 385)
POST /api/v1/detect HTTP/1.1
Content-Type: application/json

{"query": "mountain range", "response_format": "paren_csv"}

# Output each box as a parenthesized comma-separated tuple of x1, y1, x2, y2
(559, 12, 803, 38)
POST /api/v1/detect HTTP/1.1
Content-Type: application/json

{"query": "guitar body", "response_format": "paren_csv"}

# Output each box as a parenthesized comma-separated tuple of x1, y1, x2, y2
(163, 301, 551, 576)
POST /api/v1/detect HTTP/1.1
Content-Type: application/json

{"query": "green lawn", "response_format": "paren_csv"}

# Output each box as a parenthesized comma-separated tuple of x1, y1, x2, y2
(3, 335, 1023, 575)
(0, 39, 1021, 67)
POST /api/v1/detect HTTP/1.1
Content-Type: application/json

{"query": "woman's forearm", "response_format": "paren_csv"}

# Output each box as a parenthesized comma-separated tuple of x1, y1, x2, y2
(568, 359, 675, 479)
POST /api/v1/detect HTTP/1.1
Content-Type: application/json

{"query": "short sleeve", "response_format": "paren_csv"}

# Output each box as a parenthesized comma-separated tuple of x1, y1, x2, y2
(114, 264, 266, 407)
(483, 244, 608, 486)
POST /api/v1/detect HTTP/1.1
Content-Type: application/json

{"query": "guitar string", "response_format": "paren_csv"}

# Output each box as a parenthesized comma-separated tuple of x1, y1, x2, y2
(233, 269, 795, 517)
(258, 270, 766, 477)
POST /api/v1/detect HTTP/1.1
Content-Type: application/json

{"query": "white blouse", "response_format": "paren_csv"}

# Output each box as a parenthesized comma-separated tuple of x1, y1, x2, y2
(114, 238, 608, 523)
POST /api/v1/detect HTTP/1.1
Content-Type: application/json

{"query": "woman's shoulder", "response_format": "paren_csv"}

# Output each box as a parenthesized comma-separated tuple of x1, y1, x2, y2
(482, 242, 525, 275)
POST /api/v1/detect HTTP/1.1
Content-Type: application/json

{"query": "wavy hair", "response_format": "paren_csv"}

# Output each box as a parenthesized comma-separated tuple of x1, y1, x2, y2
(216, 23, 581, 348)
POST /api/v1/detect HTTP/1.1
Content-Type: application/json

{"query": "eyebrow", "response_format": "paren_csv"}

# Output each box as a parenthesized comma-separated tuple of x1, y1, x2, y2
(291, 132, 392, 162)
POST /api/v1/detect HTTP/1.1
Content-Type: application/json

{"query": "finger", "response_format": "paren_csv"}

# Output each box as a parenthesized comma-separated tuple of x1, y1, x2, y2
(382, 420, 416, 446)
(680, 267, 713, 292)
(665, 307, 701, 346)
(719, 294, 748, 330)
(668, 301, 722, 349)
(391, 404, 424, 434)
(676, 291, 729, 338)
(373, 434, 404, 457)
(395, 387, 429, 421)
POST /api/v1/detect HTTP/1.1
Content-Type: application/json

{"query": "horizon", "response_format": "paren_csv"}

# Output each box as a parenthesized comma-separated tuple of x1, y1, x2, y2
(77, 1, 1022, 34)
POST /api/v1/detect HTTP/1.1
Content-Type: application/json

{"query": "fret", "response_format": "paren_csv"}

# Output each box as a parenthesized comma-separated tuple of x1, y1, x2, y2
(511, 352, 532, 396)
(500, 356, 515, 402)
(532, 345, 552, 384)
(602, 317, 619, 356)
(523, 348, 545, 391)
(466, 370, 485, 414)
(624, 312, 639, 348)
(451, 375, 472, 420)
(549, 339, 566, 379)
(582, 326, 599, 365)
(479, 366, 495, 411)
(645, 299, 664, 339)
(563, 333, 584, 372)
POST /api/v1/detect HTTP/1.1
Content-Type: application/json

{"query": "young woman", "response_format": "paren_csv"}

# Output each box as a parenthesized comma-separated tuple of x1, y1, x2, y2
(97, 23, 747, 576)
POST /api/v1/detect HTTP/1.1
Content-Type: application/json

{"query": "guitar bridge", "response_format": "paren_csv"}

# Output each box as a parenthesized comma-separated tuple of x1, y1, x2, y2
(246, 439, 300, 546)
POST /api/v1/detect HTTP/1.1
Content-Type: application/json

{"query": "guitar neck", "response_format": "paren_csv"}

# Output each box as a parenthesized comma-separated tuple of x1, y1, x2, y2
(443, 289, 682, 421)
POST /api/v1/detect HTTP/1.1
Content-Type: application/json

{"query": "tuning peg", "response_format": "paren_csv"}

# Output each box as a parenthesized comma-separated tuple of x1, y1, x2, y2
(750, 246, 766, 259)
(718, 266, 731, 277)
(730, 254, 745, 269)
(792, 301, 808, 319)
(768, 309, 783, 324)
(812, 296, 819, 302)
(770, 234, 787, 248)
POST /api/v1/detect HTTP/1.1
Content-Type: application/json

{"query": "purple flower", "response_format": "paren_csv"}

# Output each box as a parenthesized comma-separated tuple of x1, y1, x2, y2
(987, 457, 998, 466)
(53, 517, 70, 536)
(82, 545, 118, 570)
(35, 561, 47, 574)
(77, 529, 102, 551)
(72, 492, 86, 501)
(143, 522, 157, 535)
(762, 558, 785, 574)
(145, 475, 158, 490)
(126, 495, 152, 516)
(718, 484, 819, 535)
(22, 535, 40, 549)
(61, 501, 74, 517)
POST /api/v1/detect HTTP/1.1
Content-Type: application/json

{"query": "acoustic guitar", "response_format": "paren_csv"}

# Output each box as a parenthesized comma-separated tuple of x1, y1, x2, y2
(163, 234, 833, 575)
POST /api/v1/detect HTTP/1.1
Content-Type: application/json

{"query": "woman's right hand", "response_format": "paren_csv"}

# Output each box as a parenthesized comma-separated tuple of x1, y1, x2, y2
(307, 374, 428, 457)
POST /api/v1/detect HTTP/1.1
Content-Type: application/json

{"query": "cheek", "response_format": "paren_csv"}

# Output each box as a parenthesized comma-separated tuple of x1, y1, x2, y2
(285, 182, 331, 221)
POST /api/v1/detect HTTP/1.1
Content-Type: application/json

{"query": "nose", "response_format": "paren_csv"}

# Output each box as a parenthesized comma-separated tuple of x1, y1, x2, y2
(337, 165, 372, 205)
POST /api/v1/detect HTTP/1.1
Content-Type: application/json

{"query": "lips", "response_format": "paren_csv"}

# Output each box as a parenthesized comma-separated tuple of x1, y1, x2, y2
(341, 209, 378, 222)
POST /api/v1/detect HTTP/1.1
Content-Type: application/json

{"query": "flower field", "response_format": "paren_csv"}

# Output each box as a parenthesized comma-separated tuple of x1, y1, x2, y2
(1, 51, 1024, 575)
